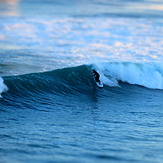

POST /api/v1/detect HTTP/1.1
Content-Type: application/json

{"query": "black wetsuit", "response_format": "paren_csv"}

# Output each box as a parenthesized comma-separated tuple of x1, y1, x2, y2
(93, 70, 100, 82)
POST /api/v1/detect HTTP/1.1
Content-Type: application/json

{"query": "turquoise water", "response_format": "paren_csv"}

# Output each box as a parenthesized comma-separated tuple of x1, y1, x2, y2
(0, 0, 163, 163)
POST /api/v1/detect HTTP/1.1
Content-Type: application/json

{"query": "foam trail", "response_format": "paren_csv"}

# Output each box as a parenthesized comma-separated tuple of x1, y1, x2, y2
(0, 77, 8, 97)
(93, 62, 163, 89)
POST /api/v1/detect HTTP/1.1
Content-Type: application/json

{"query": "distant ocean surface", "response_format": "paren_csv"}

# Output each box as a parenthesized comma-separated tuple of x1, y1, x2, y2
(0, 0, 163, 163)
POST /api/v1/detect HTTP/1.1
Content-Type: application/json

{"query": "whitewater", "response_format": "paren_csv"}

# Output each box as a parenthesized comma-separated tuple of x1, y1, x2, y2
(0, 0, 163, 163)
(93, 62, 163, 89)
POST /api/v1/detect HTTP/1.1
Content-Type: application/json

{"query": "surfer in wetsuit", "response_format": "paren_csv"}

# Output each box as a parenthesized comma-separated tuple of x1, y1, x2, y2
(93, 69, 100, 83)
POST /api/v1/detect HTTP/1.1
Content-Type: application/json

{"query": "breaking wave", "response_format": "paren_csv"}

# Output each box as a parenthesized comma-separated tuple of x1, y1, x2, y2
(2, 62, 163, 98)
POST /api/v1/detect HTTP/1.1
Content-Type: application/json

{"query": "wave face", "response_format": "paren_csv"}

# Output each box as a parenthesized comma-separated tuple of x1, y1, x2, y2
(3, 65, 94, 98)
(2, 62, 163, 99)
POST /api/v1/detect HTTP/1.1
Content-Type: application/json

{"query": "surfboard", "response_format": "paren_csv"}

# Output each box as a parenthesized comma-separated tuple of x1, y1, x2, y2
(96, 80, 104, 88)
(93, 75, 104, 88)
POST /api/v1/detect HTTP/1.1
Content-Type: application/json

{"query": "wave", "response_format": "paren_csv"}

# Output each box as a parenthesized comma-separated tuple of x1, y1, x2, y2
(1, 62, 163, 98)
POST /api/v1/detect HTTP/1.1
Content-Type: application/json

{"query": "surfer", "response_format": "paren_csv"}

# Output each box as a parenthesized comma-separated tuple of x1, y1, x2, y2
(92, 69, 100, 83)
(92, 69, 104, 88)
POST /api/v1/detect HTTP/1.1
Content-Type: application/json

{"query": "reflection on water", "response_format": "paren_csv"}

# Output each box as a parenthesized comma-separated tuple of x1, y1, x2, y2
(0, 0, 20, 16)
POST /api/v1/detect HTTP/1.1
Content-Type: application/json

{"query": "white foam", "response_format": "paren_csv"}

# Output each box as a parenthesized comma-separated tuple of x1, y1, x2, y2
(0, 77, 8, 97)
(93, 62, 163, 89)
(100, 73, 120, 87)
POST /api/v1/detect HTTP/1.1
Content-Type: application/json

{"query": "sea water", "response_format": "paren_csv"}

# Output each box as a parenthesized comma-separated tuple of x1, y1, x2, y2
(0, 0, 163, 163)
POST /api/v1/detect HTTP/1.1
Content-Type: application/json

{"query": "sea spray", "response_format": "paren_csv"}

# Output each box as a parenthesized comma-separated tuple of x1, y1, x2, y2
(0, 77, 8, 97)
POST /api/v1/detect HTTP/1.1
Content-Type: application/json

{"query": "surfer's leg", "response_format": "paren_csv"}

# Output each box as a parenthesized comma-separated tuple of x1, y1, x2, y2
(95, 76, 100, 82)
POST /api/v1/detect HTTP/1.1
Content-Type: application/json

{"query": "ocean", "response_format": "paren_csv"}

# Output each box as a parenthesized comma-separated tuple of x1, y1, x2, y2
(0, 0, 163, 162)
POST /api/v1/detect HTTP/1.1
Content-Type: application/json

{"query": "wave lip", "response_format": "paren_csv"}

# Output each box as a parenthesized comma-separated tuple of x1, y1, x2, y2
(0, 77, 8, 97)
(93, 62, 163, 90)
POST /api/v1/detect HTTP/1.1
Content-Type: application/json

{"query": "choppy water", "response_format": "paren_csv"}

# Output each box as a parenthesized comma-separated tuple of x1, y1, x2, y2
(0, 0, 163, 163)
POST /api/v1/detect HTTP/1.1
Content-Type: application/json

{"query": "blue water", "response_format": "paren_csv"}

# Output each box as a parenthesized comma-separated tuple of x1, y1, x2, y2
(0, 0, 163, 163)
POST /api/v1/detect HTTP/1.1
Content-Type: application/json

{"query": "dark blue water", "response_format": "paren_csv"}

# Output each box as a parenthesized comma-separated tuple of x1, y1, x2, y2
(0, 0, 163, 163)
